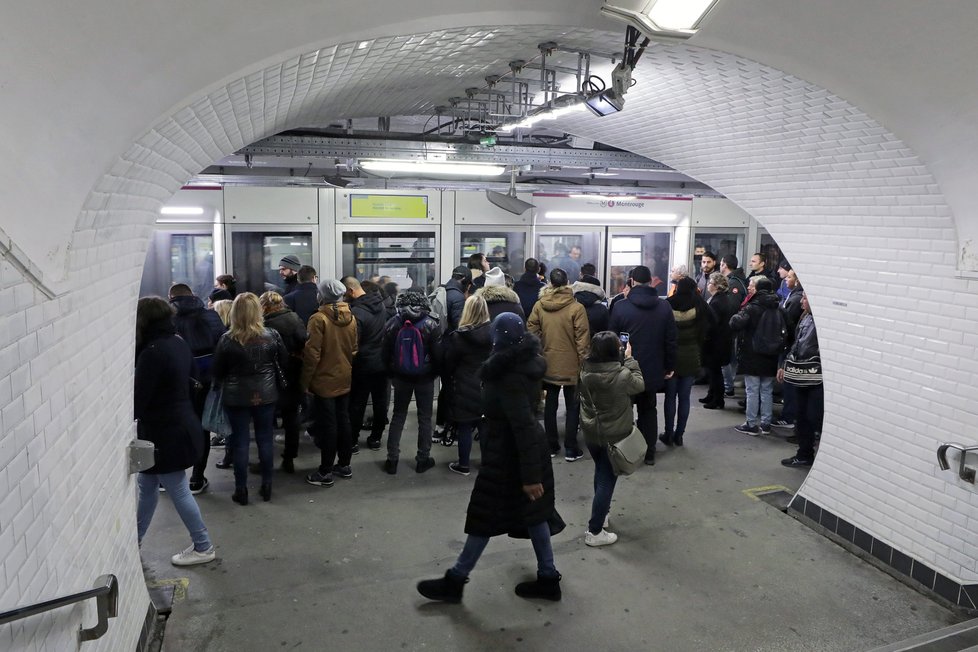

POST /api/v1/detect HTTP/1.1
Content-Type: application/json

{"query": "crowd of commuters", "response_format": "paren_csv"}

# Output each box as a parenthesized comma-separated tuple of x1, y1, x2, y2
(135, 249, 822, 577)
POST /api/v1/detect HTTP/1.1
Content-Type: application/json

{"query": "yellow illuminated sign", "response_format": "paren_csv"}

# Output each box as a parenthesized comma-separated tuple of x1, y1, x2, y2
(350, 195, 428, 219)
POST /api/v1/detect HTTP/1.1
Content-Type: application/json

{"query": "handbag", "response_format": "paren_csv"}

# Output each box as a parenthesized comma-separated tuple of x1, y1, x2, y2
(607, 426, 648, 476)
(202, 385, 232, 436)
(783, 354, 822, 386)
(273, 359, 289, 391)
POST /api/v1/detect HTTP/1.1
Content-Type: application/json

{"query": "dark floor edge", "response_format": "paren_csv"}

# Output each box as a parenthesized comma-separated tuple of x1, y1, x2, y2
(788, 494, 977, 616)
(136, 597, 168, 652)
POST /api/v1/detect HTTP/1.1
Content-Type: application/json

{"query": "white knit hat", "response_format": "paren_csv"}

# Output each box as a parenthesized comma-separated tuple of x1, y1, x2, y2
(484, 267, 505, 287)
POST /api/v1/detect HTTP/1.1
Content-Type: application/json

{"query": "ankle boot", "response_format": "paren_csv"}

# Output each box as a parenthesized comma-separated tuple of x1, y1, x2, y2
(703, 400, 725, 410)
(515, 572, 562, 601)
(673, 432, 684, 447)
(417, 570, 467, 603)
(259, 483, 272, 502)
(231, 487, 248, 505)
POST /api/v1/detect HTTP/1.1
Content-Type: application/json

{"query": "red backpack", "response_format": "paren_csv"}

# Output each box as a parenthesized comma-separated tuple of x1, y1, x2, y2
(393, 317, 426, 375)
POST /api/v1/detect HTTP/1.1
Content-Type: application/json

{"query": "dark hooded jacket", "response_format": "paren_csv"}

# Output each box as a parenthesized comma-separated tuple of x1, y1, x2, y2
(443, 321, 492, 423)
(263, 307, 307, 394)
(572, 280, 610, 336)
(513, 271, 545, 318)
(349, 290, 388, 375)
(476, 285, 525, 321)
(781, 285, 805, 349)
(465, 333, 565, 539)
(727, 269, 749, 301)
(706, 289, 740, 367)
(134, 321, 202, 474)
(213, 327, 289, 407)
(382, 292, 443, 381)
(443, 278, 468, 333)
(170, 294, 225, 382)
(667, 278, 714, 377)
(729, 290, 781, 376)
(608, 285, 678, 392)
(302, 301, 358, 397)
(284, 281, 320, 326)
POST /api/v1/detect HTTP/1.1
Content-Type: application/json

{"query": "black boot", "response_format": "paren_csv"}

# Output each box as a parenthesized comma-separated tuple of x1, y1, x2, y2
(515, 572, 562, 601)
(417, 570, 467, 603)
(259, 483, 272, 502)
(231, 487, 248, 506)
(658, 432, 673, 446)
(673, 433, 684, 447)
(703, 400, 725, 410)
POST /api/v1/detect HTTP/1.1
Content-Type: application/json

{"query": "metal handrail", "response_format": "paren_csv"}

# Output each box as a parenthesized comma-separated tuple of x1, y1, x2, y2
(937, 443, 978, 483)
(0, 574, 118, 643)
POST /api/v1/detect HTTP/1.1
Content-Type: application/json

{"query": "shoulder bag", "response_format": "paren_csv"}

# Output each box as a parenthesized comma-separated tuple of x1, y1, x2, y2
(578, 376, 647, 476)
(783, 354, 822, 386)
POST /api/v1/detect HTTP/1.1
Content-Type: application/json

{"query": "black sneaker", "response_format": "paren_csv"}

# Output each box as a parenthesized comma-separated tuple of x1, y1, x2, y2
(209, 435, 226, 448)
(189, 478, 209, 495)
(383, 459, 398, 475)
(431, 430, 443, 444)
(305, 470, 334, 487)
(781, 456, 813, 468)
(280, 457, 295, 474)
(759, 423, 772, 435)
(416, 457, 436, 473)
(448, 462, 470, 476)
(734, 422, 760, 436)
(333, 465, 353, 479)
(724, 389, 735, 398)
(564, 449, 585, 462)
(771, 419, 794, 430)
(350, 443, 360, 455)
(367, 438, 382, 451)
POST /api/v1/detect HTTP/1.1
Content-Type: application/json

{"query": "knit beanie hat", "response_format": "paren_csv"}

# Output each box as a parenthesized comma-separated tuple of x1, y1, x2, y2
(483, 267, 506, 287)
(279, 254, 301, 272)
(491, 312, 525, 349)
(318, 279, 346, 304)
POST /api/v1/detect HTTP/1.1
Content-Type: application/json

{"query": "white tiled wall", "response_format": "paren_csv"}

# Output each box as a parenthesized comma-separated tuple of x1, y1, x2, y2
(2, 28, 977, 650)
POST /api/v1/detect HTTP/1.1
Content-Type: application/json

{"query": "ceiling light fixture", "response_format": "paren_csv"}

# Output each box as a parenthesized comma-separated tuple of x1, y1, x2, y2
(600, 0, 719, 40)
(361, 160, 506, 176)
(486, 171, 536, 215)
(545, 211, 678, 221)
(570, 194, 637, 201)
(160, 206, 204, 215)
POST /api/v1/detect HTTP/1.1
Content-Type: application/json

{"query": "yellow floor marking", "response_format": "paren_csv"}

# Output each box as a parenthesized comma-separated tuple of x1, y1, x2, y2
(147, 578, 190, 601)
(742, 485, 791, 501)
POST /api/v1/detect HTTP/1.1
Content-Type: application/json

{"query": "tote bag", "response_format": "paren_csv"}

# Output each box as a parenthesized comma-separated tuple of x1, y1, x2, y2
(202, 385, 232, 436)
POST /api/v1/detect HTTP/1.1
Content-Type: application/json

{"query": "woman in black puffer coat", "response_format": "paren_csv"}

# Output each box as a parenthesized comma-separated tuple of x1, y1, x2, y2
(260, 291, 308, 472)
(443, 295, 493, 475)
(417, 313, 565, 604)
(702, 272, 740, 409)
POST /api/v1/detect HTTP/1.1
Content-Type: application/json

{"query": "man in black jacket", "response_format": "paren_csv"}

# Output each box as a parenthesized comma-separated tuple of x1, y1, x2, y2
(514, 258, 545, 317)
(444, 265, 471, 333)
(342, 277, 390, 451)
(285, 265, 320, 326)
(608, 266, 678, 465)
(729, 276, 782, 436)
(169, 283, 226, 494)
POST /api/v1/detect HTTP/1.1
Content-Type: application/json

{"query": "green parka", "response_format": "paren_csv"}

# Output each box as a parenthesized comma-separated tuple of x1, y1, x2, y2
(578, 356, 645, 447)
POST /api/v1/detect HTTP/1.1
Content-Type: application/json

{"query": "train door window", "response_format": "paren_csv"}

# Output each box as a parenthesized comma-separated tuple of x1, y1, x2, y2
(230, 231, 314, 296)
(458, 230, 527, 277)
(341, 231, 437, 295)
(692, 230, 746, 271)
(607, 232, 672, 296)
(139, 230, 214, 299)
(534, 231, 601, 284)
(758, 230, 785, 271)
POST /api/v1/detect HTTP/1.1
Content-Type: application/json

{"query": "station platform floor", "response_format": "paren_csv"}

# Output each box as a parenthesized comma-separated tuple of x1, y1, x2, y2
(141, 386, 962, 651)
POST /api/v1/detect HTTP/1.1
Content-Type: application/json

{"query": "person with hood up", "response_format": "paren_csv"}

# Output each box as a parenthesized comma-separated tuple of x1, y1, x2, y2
(527, 268, 590, 462)
(417, 312, 565, 603)
(608, 265, 678, 465)
(381, 291, 443, 474)
(259, 291, 307, 473)
(572, 274, 610, 336)
(729, 276, 782, 435)
(442, 295, 493, 475)
(661, 277, 714, 447)
(302, 280, 359, 488)
(578, 331, 645, 547)
(342, 276, 390, 451)
(476, 266, 525, 321)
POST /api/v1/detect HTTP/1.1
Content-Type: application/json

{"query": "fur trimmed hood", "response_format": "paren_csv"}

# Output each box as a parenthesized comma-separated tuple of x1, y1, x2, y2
(572, 281, 606, 301)
(477, 285, 521, 305)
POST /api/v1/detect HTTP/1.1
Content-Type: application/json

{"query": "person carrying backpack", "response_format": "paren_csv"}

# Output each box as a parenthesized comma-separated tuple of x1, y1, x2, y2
(381, 291, 443, 474)
(729, 276, 783, 435)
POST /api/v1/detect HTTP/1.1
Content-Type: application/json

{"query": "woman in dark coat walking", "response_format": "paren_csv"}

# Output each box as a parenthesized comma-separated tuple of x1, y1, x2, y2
(417, 312, 565, 603)
(260, 291, 307, 472)
(442, 295, 493, 475)
(134, 297, 216, 566)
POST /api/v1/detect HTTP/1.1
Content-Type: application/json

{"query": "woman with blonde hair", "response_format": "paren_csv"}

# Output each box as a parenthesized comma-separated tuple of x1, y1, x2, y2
(213, 293, 288, 504)
(212, 299, 233, 327)
(442, 295, 493, 475)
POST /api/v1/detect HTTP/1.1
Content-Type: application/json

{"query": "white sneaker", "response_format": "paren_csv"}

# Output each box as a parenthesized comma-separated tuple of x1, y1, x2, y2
(274, 433, 286, 444)
(585, 529, 618, 547)
(171, 545, 216, 566)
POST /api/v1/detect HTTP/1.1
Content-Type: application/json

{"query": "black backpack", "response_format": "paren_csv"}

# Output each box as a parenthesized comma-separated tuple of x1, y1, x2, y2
(752, 306, 787, 356)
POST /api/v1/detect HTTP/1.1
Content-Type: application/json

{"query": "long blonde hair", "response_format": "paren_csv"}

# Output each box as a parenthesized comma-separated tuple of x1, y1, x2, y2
(212, 299, 233, 326)
(459, 295, 490, 329)
(228, 293, 266, 344)
(259, 291, 285, 313)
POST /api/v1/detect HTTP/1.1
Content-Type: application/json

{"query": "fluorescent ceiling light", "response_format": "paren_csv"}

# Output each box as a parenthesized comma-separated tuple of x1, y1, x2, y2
(502, 102, 586, 132)
(600, 0, 719, 39)
(160, 206, 204, 215)
(361, 160, 506, 176)
(570, 194, 636, 200)
(545, 211, 678, 221)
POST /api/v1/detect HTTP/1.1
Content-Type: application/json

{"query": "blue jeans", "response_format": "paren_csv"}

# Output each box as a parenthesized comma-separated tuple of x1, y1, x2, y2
(456, 419, 486, 468)
(137, 470, 212, 552)
(587, 444, 618, 534)
(226, 403, 276, 489)
(663, 375, 696, 436)
(744, 375, 774, 428)
(388, 377, 434, 462)
(451, 522, 558, 579)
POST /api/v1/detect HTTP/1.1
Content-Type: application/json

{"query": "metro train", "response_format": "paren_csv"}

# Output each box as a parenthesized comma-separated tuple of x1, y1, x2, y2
(142, 185, 786, 298)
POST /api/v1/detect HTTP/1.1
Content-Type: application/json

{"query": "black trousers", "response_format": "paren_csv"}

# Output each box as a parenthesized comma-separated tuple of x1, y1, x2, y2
(794, 384, 824, 461)
(633, 388, 658, 458)
(349, 370, 390, 444)
(190, 380, 211, 482)
(311, 393, 353, 473)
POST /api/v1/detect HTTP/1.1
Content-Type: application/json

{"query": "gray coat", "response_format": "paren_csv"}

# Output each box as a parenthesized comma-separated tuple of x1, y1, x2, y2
(578, 356, 645, 447)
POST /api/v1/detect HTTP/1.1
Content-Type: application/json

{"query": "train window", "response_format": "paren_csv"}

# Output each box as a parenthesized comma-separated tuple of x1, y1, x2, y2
(535, 232, 600, 283)
(139, 230, 214, 299)
(341, 231, 436, 295)
(608, 232, 671, 296)
(759, 231, 785, 271)
(692, 231, 745, 270)
(230, 231, 313, 296)
(458, 230, 527, 277)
